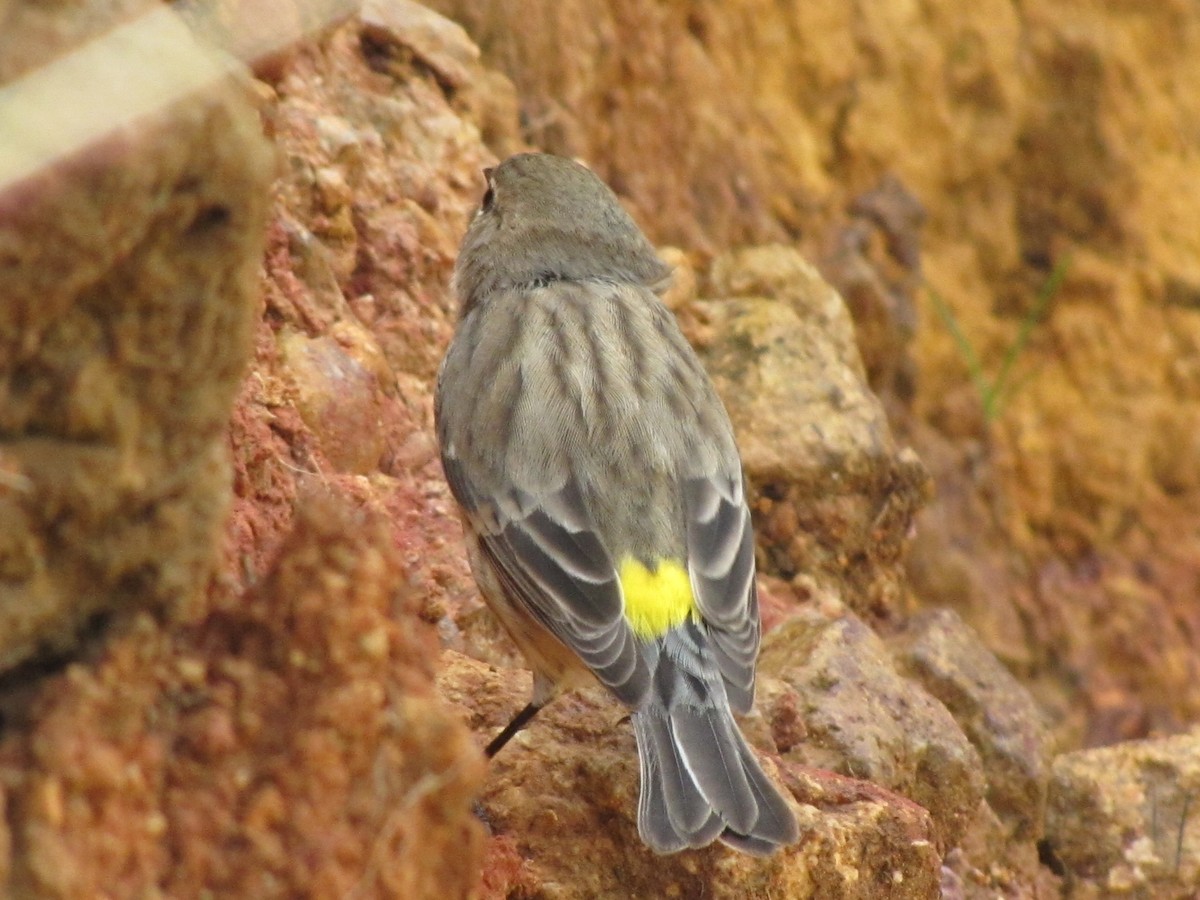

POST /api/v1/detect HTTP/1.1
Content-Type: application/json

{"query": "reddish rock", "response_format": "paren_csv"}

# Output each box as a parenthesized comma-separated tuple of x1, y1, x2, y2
(0, 497, 485, 897)
(889, 608, 1053, 840)
(279, 330, 387, 474)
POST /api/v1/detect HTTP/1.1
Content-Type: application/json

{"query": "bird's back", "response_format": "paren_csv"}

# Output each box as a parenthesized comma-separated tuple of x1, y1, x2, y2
(437, 278, 739, 568)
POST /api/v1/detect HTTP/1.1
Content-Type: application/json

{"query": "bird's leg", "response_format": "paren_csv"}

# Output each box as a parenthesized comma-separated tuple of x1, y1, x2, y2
(485, 701, 543, 757)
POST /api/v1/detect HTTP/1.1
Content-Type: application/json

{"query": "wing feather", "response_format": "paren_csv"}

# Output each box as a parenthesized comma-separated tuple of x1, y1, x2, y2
(444, 452, 650, 707)
(683, 475, 761, 713)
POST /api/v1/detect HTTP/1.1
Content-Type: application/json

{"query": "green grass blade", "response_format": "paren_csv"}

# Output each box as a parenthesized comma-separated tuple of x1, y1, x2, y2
(927, 283, 992, 400)
(988, 255, 1071, 416)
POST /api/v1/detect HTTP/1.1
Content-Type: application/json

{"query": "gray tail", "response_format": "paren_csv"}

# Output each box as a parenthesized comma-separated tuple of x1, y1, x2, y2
(631, 677, 798, 855)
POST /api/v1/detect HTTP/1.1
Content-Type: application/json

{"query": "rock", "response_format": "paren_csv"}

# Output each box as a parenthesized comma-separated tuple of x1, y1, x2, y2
(0, 495, 486, 897)
(0, 2, 275, 672)
(1043, 729, 1200, 898)
(759, 607, 986, 849)
(438, 650, 941, 900)
(226, 6, 495, 602)
(279, 330, 388, 474)
(0, 1, 499, 896)
(942, 801, 1062, 900)
(817, 176, 923, 415)
(692, 248, 930, 618)
(706, 245, 869, 385)
(888, 608, 1052, 839)
(903, 422, 1034, 674)
(361, 0, 481, 92)
(777, 768, 940, 900)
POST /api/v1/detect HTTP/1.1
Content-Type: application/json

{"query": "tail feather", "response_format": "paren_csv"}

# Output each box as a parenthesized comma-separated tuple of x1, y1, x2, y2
(629, 624, 797, 855)
(670, 705, 757, 834)
(632, 703, 797, 855)
(721, 734, 800, 854)
(635, 724, 688, 853)
(635, 714, 726, 850)
(636, 712, 718, 835)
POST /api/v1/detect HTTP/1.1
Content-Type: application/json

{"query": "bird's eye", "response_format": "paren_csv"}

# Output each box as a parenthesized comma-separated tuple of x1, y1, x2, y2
(480, 167, 496, 213)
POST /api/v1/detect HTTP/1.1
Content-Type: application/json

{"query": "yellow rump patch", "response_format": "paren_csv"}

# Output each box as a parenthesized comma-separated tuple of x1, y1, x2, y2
(619, 557, 695, 639)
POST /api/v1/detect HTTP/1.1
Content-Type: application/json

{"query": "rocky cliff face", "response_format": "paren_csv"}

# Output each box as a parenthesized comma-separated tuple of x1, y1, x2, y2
(0, 1, 1197, 897)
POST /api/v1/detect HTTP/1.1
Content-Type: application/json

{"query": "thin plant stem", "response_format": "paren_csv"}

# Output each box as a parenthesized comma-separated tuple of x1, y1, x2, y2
(927, 255, 1071, 422)
(928, 284, 989, 399)
(986, 254, 1072, 418)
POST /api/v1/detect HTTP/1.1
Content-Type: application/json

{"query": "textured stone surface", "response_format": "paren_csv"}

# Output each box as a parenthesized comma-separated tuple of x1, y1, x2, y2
(944, 803, 1061, 900)
(439, 651, 941, 900)
(278, 329, 389, 475)
(224, 7, 495, 604)
(0, 2, 493, 897)
(1044, 730, 1200, 898)
(0, 4, 274, 672)
(361, 0, 479, 90)
(889, 608, 1052, 839)
(816, 175, 924, 417)
(758, 608, 985, 849)
(691, 247, 930, 619)
(0, 496, 485, 898)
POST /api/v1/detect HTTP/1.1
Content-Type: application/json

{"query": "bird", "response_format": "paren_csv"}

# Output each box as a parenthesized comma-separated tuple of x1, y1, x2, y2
(435, 152, 798, 855)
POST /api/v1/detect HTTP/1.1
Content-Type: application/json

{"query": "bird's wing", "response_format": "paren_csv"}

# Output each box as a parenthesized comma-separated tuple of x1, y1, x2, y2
(442, 454, 651, 707)
(683, 473, 761, 713)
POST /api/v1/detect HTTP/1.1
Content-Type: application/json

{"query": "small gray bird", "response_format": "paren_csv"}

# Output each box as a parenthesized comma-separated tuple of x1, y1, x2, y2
(436, 152, 798, 855)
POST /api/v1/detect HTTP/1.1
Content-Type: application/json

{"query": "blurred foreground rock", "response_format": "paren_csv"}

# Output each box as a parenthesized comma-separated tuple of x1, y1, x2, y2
(0, 496, 484, 896)
(0, 2, 274, 673)
(0, 0, 493, 896)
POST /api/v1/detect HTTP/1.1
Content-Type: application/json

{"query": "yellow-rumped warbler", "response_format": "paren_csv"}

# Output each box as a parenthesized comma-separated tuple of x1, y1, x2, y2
(436, 152, 798, 855)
